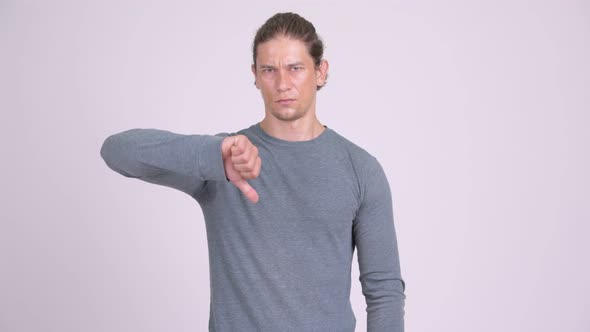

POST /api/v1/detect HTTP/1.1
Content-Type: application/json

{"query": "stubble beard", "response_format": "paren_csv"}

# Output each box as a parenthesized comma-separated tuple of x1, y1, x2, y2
(271, 106, 307, 122)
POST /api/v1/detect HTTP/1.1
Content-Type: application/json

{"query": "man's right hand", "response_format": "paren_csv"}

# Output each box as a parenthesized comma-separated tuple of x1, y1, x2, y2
(221, 135, 262, 203)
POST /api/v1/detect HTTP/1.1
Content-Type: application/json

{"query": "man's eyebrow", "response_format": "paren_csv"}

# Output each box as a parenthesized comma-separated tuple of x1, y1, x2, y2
(287, 62, 305, 67)
(258, 62, 305, 69)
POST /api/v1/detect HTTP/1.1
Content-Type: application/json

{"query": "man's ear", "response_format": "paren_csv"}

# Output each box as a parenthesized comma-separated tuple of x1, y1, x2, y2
(316, 59, 329, 86)
(251, 64, 259, 89)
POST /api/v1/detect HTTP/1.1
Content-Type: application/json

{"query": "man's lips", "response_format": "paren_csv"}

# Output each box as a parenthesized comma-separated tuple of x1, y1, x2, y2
(276, 98, 295, 105)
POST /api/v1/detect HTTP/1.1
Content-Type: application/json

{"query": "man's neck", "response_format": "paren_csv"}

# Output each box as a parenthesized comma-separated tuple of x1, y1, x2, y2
(259, 115, 325, 142)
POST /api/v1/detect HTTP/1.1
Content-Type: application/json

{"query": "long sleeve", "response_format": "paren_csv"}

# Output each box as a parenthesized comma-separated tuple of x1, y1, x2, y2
(353, 157, 406, 332)
(99, 128, 229, 197)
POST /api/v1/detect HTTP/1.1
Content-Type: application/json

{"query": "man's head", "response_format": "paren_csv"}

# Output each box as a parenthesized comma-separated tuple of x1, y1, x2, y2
(252, 12, 329, 91)
(251, 12, 329, 123)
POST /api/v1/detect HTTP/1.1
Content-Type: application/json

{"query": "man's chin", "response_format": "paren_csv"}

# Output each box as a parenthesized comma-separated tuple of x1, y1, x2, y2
(271, 108, 305, 122)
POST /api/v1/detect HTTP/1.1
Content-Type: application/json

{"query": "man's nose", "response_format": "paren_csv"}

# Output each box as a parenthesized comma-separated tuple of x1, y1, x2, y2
(276, 69, 292, 91)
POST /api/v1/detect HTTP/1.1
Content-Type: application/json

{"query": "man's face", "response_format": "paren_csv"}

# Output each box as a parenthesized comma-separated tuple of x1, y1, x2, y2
(252, 35, 327, 123)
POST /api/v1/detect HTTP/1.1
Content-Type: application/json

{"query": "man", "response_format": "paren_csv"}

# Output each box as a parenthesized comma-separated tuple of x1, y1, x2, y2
(100, 12, 405, 332)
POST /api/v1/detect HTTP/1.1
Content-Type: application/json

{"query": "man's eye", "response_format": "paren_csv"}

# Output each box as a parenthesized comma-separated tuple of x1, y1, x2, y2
(292, 66, 302, 71)
(262, 68, 274, 73)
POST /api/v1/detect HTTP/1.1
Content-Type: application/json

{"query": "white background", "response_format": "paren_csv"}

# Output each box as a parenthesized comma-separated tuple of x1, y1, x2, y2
(1, 0, 588, 331)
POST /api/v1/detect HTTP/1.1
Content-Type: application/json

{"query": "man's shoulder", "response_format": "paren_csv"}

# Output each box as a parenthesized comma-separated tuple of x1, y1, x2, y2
(212, 124, 255, 138)
(328, 128, 384, 178)
(329, 128, 379, 162)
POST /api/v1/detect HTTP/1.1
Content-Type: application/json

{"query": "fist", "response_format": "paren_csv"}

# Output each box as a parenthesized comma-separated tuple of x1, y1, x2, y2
(221, 135, 262, 203)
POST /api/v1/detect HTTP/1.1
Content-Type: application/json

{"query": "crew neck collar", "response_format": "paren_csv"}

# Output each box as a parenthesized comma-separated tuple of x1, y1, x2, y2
(250, 122, 332, 147)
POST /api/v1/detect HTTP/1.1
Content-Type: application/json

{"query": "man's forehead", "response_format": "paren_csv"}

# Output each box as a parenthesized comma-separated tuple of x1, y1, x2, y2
(256, 50, 312, 68)
(257, 36, 309, 56)
(257, 39, 313, 66)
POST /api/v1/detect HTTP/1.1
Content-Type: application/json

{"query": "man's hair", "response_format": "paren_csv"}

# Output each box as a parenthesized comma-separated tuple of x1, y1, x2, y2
(252, 12, 328, 91)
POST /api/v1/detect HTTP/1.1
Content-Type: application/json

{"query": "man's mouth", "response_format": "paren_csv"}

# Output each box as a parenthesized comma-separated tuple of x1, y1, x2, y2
(277, 98, 295, 105)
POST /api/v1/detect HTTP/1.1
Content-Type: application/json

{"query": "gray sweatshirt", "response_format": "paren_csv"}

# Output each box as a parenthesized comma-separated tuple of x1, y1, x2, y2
(100, 122, 406, 332)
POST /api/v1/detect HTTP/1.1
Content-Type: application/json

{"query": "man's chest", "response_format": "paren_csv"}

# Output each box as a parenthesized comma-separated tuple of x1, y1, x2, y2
(247, 149, 360, 231)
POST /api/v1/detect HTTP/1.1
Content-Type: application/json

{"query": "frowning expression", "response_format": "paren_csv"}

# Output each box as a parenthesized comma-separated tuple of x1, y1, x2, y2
(252, 35, 327, 122)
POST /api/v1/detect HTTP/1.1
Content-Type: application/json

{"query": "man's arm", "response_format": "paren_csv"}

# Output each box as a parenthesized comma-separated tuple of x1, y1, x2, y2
(99, 128, 229, 197)
(353, 157, 406, 332)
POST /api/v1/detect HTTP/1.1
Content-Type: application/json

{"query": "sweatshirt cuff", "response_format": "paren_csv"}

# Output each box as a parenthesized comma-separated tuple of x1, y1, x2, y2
(197, 135, 228, 181)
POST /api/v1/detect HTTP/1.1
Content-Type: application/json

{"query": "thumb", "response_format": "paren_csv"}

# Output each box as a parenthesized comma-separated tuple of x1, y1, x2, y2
(231, 178, 259, 204)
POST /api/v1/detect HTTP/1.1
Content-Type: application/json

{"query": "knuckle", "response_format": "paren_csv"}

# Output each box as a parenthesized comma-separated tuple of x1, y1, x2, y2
(248, 156, 256, 168)
(242, 149, 250, 160)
